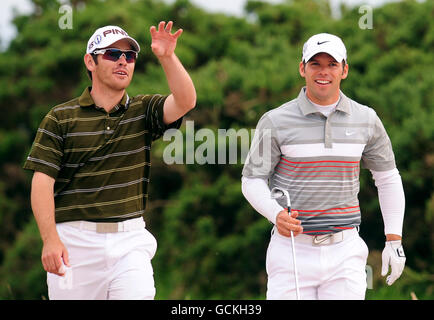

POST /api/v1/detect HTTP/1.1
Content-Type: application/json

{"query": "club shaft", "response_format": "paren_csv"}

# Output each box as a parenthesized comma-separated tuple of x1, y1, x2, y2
(288, 206, 300, 300)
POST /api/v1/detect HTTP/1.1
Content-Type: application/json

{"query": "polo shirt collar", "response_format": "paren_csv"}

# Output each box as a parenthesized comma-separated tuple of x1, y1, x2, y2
(298, 87, 351, 116)
(336, 91, 351, 114)
(78, 87, 129, 109)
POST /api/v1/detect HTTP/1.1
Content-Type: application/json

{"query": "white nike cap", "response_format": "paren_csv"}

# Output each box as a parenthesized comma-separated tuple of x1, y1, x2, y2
(302, 33, 347, 64)
(86, 25, 140, 54)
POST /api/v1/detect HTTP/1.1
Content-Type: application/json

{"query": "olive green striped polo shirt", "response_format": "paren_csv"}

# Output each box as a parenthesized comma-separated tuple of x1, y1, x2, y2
(24, 87, 183, 223)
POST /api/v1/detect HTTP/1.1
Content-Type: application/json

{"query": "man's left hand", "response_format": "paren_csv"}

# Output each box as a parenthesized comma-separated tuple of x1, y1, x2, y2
(150, 21, 182, 58)
(381, 240, 406, 286)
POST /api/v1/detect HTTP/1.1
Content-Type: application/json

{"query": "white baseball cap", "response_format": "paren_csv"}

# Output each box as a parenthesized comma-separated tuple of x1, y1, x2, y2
(302, 33, 347, 63)
(86, 25, 140, 54)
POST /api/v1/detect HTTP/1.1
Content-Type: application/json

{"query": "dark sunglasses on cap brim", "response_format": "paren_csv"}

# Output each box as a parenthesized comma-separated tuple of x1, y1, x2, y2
(92, 48, 138, 63)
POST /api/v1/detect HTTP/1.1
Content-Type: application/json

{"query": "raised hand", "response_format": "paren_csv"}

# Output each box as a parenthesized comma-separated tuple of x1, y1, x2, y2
(150, 21, 183, 58)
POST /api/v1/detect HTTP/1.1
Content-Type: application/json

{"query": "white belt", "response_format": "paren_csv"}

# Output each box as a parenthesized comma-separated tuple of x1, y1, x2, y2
(273, 227, 358, 246)
(295, 228, 358, 246)
(61, 217, 146, 233)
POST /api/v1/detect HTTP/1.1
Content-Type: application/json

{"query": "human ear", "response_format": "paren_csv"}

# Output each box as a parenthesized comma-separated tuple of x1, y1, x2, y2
(299, 61, 306, 78)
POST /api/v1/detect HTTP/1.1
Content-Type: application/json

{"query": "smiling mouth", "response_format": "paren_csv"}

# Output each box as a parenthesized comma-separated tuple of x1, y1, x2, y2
(315, 80, 331, 85)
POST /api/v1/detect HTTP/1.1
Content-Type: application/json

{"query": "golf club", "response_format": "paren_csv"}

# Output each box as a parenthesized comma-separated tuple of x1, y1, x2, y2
(270, 187, 300, 300)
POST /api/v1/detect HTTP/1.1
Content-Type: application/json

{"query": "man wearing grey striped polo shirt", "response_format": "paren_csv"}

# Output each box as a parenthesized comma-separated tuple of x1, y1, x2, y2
(242, 33, 406, 299)
(24, 22, 196, 299)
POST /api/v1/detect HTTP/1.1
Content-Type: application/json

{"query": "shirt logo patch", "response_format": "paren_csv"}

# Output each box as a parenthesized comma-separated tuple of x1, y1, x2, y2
(345, 130, 356, 136)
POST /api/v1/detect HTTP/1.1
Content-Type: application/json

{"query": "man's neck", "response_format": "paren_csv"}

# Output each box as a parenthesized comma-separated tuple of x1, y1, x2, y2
(90, 83, 125, 112)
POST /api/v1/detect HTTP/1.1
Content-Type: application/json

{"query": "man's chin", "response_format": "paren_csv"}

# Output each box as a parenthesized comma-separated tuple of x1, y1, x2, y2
(109, 80, 131, 91)
(307, 87, 339, 104)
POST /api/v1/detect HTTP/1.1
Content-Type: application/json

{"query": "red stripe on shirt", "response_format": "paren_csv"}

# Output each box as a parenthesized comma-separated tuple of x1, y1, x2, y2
(275, 168, 359, 179)
(279, 158, 359, 169)
(296, 205, 360, 212)
(281, 158, 360, 165)
(297, 209, 360, 216)
(302, 227, 355, 234)
(277, 163, 357, 173)
(302, 230, 333, 234)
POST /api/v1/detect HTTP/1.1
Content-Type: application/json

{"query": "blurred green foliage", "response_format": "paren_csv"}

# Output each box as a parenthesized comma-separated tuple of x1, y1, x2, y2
(0, 0, 432, 300)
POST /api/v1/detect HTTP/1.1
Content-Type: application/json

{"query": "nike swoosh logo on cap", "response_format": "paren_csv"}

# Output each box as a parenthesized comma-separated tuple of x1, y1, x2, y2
(317, 41, 330, 45)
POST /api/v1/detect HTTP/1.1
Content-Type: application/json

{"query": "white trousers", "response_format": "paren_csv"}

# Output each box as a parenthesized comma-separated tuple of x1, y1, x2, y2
(47, 218, 157, 300)
(266, 228, 369, 300)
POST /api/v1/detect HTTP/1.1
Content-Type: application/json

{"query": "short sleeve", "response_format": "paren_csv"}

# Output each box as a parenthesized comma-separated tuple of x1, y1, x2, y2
(23, 110, 64, 179)
(361, 111, 396, 171)
(242, 114, 282, 179)
(144, 94, 183, 141)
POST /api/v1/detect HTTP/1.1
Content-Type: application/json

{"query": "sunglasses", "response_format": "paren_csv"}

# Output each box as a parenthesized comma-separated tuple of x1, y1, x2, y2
(92, 48, 138, 63)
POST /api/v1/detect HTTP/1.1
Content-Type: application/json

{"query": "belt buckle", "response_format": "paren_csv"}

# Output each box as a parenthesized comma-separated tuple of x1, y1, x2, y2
(312, 234, 333, 246)
(96, 222, 119, 233)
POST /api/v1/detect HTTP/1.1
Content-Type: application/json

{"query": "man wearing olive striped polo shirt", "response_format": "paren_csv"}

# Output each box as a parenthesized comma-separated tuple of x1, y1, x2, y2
(242, 33, 406, 299)
(24, 22, 196, 299)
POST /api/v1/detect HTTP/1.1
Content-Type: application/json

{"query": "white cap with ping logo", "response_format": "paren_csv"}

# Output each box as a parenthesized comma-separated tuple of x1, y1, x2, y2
(86, 25, 140, 54)
(302, 33, 347, 64)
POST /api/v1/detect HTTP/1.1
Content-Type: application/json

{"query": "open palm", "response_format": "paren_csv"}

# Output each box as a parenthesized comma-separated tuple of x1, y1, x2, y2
(150, 21, 183, 58)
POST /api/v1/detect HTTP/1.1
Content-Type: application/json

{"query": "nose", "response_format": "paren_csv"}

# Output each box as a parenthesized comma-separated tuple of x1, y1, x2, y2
(117, 53, 128, 65)
(318, 65, 329, 76)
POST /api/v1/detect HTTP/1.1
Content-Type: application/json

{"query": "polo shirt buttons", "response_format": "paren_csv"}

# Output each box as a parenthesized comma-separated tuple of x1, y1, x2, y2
(324, 117, 333, 149)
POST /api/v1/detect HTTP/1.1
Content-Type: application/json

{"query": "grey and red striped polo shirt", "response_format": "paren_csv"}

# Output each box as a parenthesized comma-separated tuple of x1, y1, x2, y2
(24, 87, 182, 223)
(242, 87, 396, 235)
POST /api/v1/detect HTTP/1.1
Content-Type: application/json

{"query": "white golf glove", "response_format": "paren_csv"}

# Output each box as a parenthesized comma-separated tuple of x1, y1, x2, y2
(381, 240, 406, 286)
